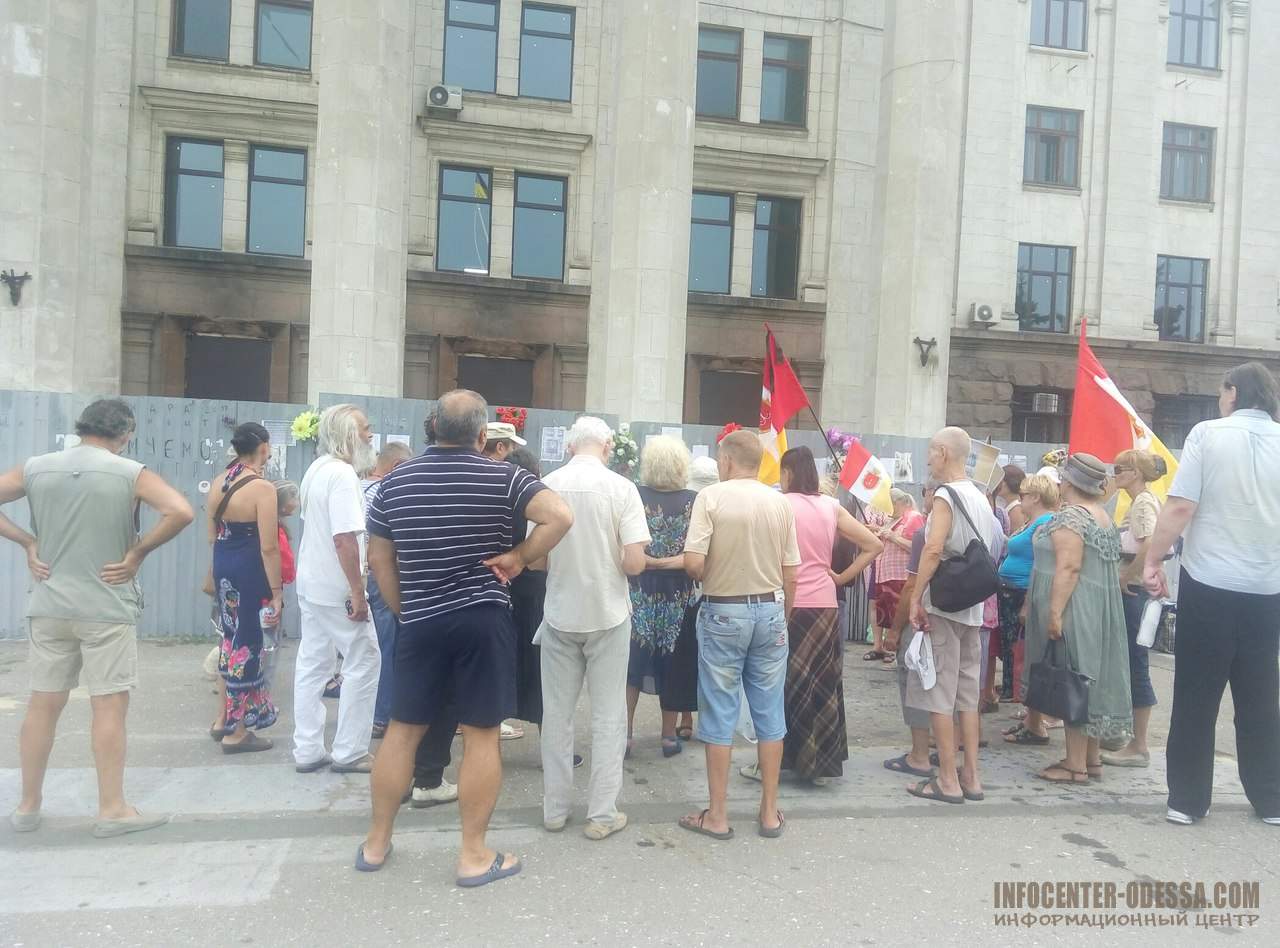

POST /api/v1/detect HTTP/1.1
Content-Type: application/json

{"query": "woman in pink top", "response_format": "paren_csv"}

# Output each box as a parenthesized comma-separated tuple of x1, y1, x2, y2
(777, 448, 882, 785)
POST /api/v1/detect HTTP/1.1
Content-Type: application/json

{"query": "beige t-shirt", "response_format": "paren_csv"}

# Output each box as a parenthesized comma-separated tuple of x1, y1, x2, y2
(684, 478, 801, 596)
(1120, 489, 1160, 555)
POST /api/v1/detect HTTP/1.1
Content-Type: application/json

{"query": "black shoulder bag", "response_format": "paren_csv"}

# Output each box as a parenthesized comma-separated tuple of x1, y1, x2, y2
(1025, 637, 1091, 725)
(928, 485, 999, 613)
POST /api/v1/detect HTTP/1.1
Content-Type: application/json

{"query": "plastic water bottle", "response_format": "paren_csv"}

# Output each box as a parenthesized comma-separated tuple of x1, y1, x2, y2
(260, 605, 280, 652)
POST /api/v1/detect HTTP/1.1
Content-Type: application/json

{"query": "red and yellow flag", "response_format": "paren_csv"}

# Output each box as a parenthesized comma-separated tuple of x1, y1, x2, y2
(758, 327, 810, 485)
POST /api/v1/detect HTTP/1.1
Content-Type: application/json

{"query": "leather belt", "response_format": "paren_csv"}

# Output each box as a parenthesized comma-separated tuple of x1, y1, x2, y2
(704, 593, 780, 605)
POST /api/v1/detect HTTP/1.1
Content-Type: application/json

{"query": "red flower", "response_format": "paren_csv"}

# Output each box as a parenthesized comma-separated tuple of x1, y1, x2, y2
(495, 406, 528, 434)
(716, 422, 742, 444)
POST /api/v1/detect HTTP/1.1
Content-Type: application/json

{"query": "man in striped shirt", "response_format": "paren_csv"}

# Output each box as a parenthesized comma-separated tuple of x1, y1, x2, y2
(358, 389, 572, 887)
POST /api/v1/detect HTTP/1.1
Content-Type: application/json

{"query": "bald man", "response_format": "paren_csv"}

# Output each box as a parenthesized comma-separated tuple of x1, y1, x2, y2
(680, 430, 799, 841)
(905, 426, 1000, 806)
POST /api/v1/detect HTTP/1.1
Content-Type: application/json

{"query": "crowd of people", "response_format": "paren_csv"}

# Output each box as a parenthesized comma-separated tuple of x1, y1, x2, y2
(3, 361, 1279, 882)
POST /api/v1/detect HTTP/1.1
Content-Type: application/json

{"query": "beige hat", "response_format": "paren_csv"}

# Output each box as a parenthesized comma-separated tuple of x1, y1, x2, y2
(485, 422, 527, 446)
(1061, 452, 1108, 496)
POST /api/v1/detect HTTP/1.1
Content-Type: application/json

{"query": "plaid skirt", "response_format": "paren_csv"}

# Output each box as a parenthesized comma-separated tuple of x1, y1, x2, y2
(781, 607, 848, 779)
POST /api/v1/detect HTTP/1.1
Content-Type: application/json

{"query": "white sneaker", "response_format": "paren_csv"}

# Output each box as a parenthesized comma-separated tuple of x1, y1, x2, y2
(500, 722, 525, 741)
(411, 780, 458, 808)
(584, 812, 628, 840)
(1166, 808, 1197, 825)
(544, 815, 568, 833)
(739, 763, 762, 782)
(1262, 816, 1280, 826)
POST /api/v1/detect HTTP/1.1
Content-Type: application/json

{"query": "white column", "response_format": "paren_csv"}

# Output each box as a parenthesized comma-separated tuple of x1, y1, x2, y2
(307, 1, 415, 401)
(0, 0, 134, 393)
(222, 140, 249, 254)
(730, 192, 756, 297)
(585, 0, 698, 421)
(865, 0, 968, 437)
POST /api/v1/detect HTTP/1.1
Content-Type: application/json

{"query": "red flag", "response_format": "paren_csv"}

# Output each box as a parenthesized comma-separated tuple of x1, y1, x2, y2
(1068, 321, 1145, 461)
(760, 326, 809, 432)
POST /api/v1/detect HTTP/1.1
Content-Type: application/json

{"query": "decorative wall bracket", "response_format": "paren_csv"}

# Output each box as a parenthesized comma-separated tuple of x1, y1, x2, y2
(1, 269, 31, 305)
(913, 336, 938, 368)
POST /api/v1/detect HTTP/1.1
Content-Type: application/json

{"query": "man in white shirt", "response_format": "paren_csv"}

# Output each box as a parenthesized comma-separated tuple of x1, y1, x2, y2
(294, 404, 381, 774)
(539, 417, 650, 840)
(1145, 363, 1280, 827)
(906, 426, 1000, 805)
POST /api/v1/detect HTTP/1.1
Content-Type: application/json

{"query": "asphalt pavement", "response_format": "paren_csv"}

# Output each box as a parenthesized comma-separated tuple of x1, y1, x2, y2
(1, 638, 1275, 947)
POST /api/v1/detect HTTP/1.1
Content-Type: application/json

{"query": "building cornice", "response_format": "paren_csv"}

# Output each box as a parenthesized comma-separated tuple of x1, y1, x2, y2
(138, 85, 317, 144)
(416, 116, 593, 174)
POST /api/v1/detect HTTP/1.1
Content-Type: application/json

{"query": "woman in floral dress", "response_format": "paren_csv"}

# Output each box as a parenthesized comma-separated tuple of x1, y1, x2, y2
(204, 423, 282, 753)
(626, 436, 698, 758)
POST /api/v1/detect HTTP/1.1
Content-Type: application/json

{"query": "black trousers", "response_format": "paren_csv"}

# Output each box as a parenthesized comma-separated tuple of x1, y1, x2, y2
(1167, 570, 1280, 819)
(412, 704, 458, 789)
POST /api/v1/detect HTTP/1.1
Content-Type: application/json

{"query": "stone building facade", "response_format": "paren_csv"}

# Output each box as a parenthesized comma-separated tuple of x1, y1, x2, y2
(3, 0, 1279, 445)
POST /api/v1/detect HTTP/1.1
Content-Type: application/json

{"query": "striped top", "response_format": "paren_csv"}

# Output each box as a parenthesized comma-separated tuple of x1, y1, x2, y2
(366, 447, 546, 623)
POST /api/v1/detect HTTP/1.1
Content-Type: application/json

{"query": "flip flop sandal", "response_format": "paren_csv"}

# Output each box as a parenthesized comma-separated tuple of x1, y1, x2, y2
(676, 726, 694, 741)
(758, 810, 786, 838)
(678, 809, 734, 840)
(355, 842, 392, 872)
(961, 785, 986, 802)
(456, 853, 523, 888)
(661, 737, 683, 758)
(221, 732, 273, 754)
(907, 776, 965, 805)
(1002, 722, 1025, 737)
(1005, 729, 1050, 746)
(883, 754, 935, 778)
(1036, 766, 1089, 785)
(863, 650, 885, 661)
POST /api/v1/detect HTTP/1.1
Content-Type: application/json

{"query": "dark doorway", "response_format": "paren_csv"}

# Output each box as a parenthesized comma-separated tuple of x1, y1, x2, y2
(456, 355, 534, 406)
(186, 335, 272, 401)
(699, 370, 761, 428)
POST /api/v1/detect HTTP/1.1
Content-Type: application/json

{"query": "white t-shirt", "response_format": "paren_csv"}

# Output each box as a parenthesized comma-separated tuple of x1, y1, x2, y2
(297, 456, 367, 606)
(1170, 409, 1280, 594)
(923, 479, 1001, 627)
(542, 455, 651, 633)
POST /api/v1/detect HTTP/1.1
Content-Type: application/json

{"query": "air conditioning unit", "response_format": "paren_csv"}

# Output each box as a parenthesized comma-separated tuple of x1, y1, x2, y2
(1031, 392, 1061, 415)
(969, 302, 998, 327)
(427, 84, 462, 111)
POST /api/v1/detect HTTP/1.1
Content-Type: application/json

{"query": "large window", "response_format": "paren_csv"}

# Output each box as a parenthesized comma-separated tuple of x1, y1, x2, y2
(1023, 107, 1081, 188)
(751, 197, 801, 300)
(688, 191, 733, 294)
(1029, 0, 1087, 51)
(519, 4, 573, 101)
(1016, 243, 1073, 333)
(512, 173, 566, 280)
(1168, 0, 1219, 69)
(1011, 387, 1073, 443)
(1155, 255, 1209, 343)
(1161, 123, 1214, 203)
(172, 0, 231, 61)
(437, 166, 492, 274)
(247, 146, 306, 257)
(255, 0, 312, 70)
(1154, 394, 1218, 449)
(696, 27, 741, 120)
(444, 0, 499, 93)
(164, 138, 224, 250)
(760, 35, 809, 126)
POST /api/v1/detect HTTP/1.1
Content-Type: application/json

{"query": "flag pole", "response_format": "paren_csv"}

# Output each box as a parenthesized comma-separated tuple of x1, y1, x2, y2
(807, 403, 841, 467)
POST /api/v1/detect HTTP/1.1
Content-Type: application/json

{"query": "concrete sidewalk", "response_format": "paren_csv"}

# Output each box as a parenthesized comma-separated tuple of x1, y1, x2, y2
(1, 639, 1275, 946)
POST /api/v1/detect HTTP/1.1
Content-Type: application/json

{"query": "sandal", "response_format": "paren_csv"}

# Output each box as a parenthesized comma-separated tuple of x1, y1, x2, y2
(678, 809, 734, 840)
(1004, 728, 1050, 746)
(907, 776, 965, 805)
(863, 649, 886, 661)
(1036, 765, 1089, 785)
(221, 732, 273, 754)
(883, 754, 934, 778)
(881, 653, 896, 665)
(758, 810, 786, 838)
(661, 736, 682, 758)
(676, 726, 694, 741)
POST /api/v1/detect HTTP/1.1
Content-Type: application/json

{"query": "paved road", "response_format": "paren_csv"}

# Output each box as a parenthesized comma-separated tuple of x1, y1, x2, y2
(1, 640, 1275, 946)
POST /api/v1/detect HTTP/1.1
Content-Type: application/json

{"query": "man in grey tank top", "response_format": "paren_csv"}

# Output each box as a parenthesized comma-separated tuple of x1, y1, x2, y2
(0, 399, 193, 837)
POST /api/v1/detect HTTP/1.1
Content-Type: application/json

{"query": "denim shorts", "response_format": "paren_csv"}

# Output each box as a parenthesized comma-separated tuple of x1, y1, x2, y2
(696, 601, 788, 745)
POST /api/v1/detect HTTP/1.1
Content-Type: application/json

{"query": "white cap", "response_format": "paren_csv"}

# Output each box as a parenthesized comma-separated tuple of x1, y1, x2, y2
(485, 422, 527, 446)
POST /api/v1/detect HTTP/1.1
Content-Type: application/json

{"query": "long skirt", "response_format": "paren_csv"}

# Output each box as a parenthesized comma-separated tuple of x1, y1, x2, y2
(997, 584, 1027, 701)
(214, 521, 277, 733)
(781, 607, 848, 779)
(658, 600, 700, 713)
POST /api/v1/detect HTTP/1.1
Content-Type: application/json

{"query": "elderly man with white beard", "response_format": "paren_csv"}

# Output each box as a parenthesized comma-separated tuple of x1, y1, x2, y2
(293, 404, 382, 774)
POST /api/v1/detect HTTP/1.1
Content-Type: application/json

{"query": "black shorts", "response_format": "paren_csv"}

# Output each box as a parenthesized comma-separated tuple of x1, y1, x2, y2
(392, 604, 516, 728)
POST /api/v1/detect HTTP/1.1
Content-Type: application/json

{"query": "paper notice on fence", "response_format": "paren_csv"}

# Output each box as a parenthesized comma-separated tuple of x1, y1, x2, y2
(894, 452, 914, 483)
(541, 426, 566, 463)
(370, 433, 383, 453)
(967, 441, 1003, 492)
(262, 419, 296, 447)
(386, 434, 411, 447)
(266, 444, 288, 481)
(661, 426, 683, 441)
(692, 444, 709, 460)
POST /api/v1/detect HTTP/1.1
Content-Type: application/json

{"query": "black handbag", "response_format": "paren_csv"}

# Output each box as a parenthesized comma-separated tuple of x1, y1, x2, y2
(929, 485, 999, 612)
(1025, 638, 1090, 725)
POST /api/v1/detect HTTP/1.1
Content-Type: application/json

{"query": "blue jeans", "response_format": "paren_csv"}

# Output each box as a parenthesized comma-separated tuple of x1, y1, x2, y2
(367, 575, 398, 726)
(696, 600, 788, 745)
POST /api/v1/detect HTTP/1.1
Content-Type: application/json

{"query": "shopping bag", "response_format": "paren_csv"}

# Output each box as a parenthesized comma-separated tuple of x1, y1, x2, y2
(1025, 638, 1090, 725)
(904, 629, 936, 690)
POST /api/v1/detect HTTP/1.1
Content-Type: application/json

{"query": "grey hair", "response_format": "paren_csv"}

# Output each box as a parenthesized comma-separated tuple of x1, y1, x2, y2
(275, 480, 299, 512)
(890, 487, 914, 509)
(435, 389, 488, 446)
(567, 416, 613, 451)
(640, 435, 690, 491)
(75, 399, 135, 440)
(317, 404, 369, 466)
(377, 441, 413, 466)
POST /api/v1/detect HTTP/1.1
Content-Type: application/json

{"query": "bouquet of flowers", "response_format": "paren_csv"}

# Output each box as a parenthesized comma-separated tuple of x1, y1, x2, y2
(495, 406, 528, 434)
(291, 409, 320, 443)
(610, 430, 640, 479)
(825, 426, 860, 456)
(715, 422, 742, 444)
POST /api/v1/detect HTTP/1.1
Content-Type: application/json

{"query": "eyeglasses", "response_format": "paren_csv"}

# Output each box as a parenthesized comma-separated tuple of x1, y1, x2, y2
(1112, 467, 1133, 474)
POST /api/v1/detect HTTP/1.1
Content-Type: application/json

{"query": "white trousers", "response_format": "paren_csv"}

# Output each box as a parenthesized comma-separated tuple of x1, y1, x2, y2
(539, 619, 629, 824)
(293, 596, 381, 766)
